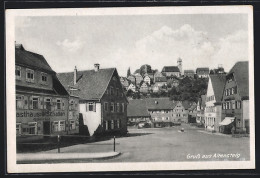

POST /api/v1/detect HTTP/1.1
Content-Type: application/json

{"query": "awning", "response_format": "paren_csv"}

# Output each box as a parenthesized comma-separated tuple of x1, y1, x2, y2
(219, 117, 234, 126)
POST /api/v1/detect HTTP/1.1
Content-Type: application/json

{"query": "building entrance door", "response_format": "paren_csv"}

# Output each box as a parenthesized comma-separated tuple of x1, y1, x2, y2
(43, 121, 51, 135)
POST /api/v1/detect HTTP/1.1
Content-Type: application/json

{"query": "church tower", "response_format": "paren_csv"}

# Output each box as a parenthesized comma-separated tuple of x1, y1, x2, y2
(177, 57, 182, 76)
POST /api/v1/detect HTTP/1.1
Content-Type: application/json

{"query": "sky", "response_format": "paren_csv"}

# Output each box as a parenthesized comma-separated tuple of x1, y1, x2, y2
(15, 14, 248, 77)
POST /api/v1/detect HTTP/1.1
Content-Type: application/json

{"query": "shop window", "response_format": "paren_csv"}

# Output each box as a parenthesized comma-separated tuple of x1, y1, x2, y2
(41, 72, 48, 84)
(69, 120, 76, 130)
(16, 95, 24, 109)
(110, 102, 114, 112)
(28, 122, 37, 135)
(53, 121, 59, 132)
(56, 99, 61, 110)
(15, 66, 21, 80)
(16, 123, 21, 136)
(59, 121, 65, 131)
(26, 68, 34, 83)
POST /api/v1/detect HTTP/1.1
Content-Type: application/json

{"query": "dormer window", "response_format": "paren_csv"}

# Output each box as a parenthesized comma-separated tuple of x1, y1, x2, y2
(26, 68, 34, 83)
(15, 66, 21, 80)
(41, 72, 48, 84)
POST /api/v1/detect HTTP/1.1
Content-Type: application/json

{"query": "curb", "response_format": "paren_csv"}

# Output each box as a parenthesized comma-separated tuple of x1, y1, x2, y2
(17, 152, 121, 164)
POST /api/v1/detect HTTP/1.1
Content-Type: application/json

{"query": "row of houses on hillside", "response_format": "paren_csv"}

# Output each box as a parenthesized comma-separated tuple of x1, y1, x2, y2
(127, 98, 197, 128)
(120, 59, 211, 94)
(15, 43, 128, 141)
(194, 61, 249, 134)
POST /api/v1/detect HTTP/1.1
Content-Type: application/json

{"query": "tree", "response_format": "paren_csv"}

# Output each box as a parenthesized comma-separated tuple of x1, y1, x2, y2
(140, 64, 152, 76)
(127, 67, 131, 77)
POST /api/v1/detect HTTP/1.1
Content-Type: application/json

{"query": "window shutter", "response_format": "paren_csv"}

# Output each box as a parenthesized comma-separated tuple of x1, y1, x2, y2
(94, 103, 96, 112)
(86, 103, 88, 112)
(29, 96, 33, 109)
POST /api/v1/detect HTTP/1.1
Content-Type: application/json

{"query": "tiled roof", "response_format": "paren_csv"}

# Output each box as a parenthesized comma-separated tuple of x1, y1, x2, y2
(127, 99, 151, 117)
(145, 98, 176, 110)
(15, 45, 54, 73)
(57, 68, 117, 100)
(209, 74, 226, 102)
(228, 61, 249, 98)
(155, 76, 167, 82)
(196, 67, 209, 74)
(189, 104, 197, 111)
(162, 66, 180, 72)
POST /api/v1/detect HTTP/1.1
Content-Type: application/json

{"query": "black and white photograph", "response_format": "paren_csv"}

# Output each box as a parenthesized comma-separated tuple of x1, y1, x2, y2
(5, 6, 254, 173)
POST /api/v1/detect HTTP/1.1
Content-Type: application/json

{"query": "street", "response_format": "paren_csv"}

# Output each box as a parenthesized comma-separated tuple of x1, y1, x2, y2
(44, 124, 250, 162)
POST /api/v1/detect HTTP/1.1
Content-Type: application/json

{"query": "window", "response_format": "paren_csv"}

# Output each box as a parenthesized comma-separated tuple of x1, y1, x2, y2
(28, 122, 37, 135)
(162, 117, 165, 120)
(59, 121, 65, 131)
(69, 120, 76, 130)
(16, 123, 21, 135)
(32, 97, 39, 109)
(110, 87, 114, 95)
(122, 103, 124, 112)
(161, 110, 165, 113)
(166, 117, 169, 120)
(231, 88, 234, 95)
(117, 103, 120, 112)
(104, 121, 108, 130)
(117, 119, 120, 128)
(26, 68, 34, 82)
(111, 120, 114, 129)
(110, 102, 114, 112)
(53, 121, 59, 132)
(116, 88, 119, 96)
(108, 120, 111, 130)
(41, 72, 48, 84)
(89, 102, 94, 111)
(57, 99, 61, 110)
(15, 66, 21, 80)
(104, 102, 108, 112)
(45, 98, 51, 110)
(16, 95, 24, 109)
(237, 101, 241, 109)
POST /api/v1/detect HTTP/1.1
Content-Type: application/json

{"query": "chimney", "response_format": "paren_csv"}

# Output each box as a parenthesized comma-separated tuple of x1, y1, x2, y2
(94, 63, 100, 72)
(74, 66, 77, 85)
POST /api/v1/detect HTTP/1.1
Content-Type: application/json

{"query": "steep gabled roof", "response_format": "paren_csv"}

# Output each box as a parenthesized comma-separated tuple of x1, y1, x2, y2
(57, 68, 116, 100)
(209, 74, 226, 102)
(162, 66, 180, 73)
(228, 61, 249, 98)
(145, 98, 176, 110)
(127, 99, 150, 117)
(15, 45, 54, 73)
